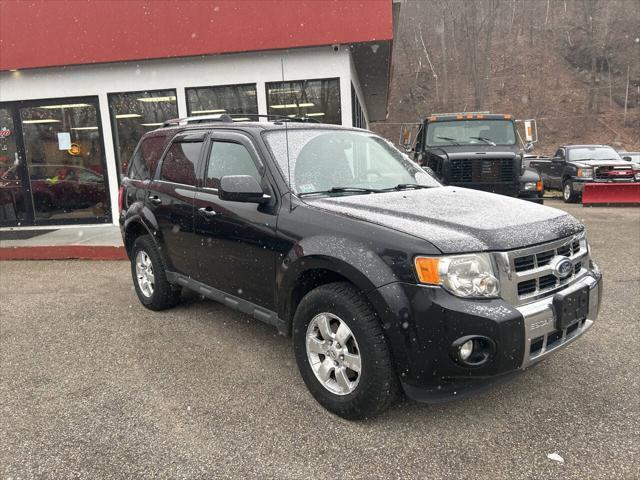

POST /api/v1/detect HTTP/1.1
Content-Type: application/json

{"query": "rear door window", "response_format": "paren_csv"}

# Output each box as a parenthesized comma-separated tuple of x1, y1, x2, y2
(160, 141, 203, 186)
(128, 136, 167, 180)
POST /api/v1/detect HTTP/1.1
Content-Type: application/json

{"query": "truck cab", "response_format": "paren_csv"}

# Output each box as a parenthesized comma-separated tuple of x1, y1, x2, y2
(412, 113, 543, 202)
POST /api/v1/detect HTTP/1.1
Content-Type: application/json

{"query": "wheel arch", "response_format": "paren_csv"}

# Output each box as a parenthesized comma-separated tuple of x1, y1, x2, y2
(123, 216, 156, 258)
(278, 255, 382, 336)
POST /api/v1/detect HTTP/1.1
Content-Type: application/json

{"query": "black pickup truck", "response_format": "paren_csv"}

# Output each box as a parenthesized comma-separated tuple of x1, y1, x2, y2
(120, 115, 602, 419)
(413, 113, 544, 203)
(527, 145, 640, 202)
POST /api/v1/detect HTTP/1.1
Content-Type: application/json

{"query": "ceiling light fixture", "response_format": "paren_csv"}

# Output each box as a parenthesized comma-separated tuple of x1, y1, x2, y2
(270, 104, 298, 109)
(115, 114, 142, 119)
(136, 96, 177, 103)
(71, 126, 99, 130)
(305, 112, 325, 117)
(268, 88, 301, 95)
(140, 123, 163, 127)
(39, 103, 91, 109)
(22, 119, 61, 124)
(191, 109, 227, 114)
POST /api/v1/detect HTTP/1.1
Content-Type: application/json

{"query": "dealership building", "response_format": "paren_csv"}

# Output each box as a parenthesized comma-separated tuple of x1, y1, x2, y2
(0, 0, 397, 229)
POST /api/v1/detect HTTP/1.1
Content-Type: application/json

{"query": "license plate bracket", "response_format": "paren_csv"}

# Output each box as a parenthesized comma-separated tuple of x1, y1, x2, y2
(553, 285, 589, 330)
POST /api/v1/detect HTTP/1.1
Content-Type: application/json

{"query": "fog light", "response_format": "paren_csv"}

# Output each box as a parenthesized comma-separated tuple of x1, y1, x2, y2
(459, 340, 474, 361)
(451, 335, 496, 367)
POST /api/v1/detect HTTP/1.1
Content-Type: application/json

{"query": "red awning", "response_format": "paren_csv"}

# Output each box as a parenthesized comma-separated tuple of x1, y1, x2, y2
(0, 0, 392, 71)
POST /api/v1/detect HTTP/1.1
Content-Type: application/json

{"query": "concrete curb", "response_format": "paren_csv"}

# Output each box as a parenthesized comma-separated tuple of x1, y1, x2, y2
(0, 246, 127, 260)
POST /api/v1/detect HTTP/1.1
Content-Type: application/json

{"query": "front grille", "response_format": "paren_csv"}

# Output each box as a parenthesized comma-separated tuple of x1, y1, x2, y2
(536, 250, 555, 266)
(514, 255, 535, 272)
(449, 159, 472, 182)
(538, 274, 557, 291)
(449, 158, 514, 183)
(518, 279, 536, 296)
(508, 235, 588, 302)
(529, 320, 586, 359)
(594, 166, 635, 181)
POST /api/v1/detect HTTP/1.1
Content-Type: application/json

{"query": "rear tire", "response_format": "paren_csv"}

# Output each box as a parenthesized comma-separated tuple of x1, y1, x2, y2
(563, 180, 579, 203)
(130, 235, 181, 311)
(292, 282, 399, 420)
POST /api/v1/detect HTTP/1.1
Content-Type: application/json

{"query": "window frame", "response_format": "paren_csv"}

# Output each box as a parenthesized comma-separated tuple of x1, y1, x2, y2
(108, 88, 179, 181)
(265, 77, 341, 124)
(185, 83, 259, 117)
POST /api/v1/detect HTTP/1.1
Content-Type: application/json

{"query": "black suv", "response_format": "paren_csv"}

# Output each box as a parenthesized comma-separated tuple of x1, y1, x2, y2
(120, 115, 603, 419)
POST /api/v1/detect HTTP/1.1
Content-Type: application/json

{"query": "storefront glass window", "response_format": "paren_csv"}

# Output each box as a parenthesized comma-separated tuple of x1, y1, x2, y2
(108, 89, 178, 175)
(19, 99, 110, 222)
(351, 84, 367, 129)
(186, 84, 258, 120)
(266, 78, 341, 124)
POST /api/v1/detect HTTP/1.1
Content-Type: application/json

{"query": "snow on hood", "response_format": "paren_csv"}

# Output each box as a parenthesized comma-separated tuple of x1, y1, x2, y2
(572, 159, 633, 167)
(305, 187, 583, 253)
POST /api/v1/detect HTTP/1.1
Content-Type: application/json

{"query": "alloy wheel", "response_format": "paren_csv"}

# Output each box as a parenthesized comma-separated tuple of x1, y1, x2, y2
(135, 250, 155, 298)
(306, 312, 362, 395)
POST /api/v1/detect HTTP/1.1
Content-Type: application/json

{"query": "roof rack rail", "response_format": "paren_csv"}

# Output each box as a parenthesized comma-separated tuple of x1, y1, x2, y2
(162, 113, 319, 127)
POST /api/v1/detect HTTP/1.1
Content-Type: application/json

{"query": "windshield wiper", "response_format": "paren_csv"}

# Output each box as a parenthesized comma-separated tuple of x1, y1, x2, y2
(298, 186, 382, 197)
(436, 136, 460, 145)
(381, 183, 435, 191)
(469, 136, 496, 146)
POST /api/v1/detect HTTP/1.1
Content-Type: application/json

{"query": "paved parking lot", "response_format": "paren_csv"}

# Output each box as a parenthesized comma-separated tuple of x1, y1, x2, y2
(1, 200, 639, 479)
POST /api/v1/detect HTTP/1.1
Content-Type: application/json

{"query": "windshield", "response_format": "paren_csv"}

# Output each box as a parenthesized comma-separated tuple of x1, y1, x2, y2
(568, 147, 621, 161)
(263, 129, 440, 195)
(426, 120, 516, 147)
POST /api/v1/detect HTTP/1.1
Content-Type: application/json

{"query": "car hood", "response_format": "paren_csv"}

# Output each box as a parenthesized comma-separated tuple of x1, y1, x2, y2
(304, 187, 583, 253)
(572, 159, 632, 167)
(445, 151, 517, 160)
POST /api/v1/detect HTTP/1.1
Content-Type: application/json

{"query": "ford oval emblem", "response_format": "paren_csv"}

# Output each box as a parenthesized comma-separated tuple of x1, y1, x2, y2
(551, 256, 573, 279)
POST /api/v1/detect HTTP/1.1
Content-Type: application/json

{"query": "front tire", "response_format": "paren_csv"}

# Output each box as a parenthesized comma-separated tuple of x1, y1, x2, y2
(293, 282, 399, 420)
(130, 235, 181, 311)
(563, 180, 580, 203)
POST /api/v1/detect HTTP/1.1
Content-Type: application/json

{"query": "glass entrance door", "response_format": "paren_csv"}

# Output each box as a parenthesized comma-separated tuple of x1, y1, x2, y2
(0, 97, 111, 227)
(0, 107, 31, 225)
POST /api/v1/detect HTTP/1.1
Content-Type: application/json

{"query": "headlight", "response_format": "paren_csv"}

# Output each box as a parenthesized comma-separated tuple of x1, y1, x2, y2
(523, 181, 537, 191)
(577, 167, 593, 178)
(415, 253, 500, 298)
(634, 172, 640, 181)
(578, 232, 589, 255)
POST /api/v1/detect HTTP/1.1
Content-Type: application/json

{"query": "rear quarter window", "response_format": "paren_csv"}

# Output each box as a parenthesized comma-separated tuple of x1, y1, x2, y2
(128, 135, 168, 180)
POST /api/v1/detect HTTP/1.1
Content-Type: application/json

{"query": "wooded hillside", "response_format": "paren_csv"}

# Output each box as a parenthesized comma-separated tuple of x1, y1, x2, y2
(373, 0, 640, 154)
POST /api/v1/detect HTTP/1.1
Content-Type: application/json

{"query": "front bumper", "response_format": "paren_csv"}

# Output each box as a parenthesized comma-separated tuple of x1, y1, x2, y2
(369, 269, 602, 403)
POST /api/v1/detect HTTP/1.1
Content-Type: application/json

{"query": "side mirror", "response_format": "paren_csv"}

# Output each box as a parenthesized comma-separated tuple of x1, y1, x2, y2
(219, 175, 270, 203)
(622, 156, 632, 161)
(524, 142, 535, 153)
(399, 124, 414, 152)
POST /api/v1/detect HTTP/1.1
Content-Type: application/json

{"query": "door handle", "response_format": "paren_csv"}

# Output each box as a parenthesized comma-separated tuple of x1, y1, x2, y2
(148, 195, 162, 205)
(198, 207, 217, 216)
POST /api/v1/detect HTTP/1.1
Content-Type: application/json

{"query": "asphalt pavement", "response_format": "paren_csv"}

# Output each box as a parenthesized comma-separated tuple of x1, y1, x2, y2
(1, 199, 639, 479)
